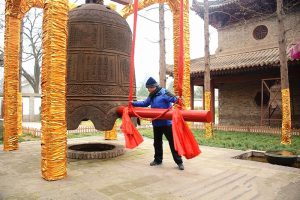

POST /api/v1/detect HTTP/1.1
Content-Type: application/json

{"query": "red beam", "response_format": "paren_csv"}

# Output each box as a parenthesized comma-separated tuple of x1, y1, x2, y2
(117, 106, 212, 123)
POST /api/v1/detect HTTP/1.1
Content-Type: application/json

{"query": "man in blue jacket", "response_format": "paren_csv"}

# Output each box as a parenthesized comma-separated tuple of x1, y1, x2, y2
(131, 77, 184, 170)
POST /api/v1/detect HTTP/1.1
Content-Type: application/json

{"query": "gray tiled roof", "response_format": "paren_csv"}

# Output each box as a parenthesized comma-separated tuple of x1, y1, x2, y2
(167, 47, 296, 75)
(192, 48, 280, 73)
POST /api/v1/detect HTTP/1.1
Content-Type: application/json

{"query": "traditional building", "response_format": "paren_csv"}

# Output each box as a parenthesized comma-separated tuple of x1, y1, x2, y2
(168, 0, 300, 128)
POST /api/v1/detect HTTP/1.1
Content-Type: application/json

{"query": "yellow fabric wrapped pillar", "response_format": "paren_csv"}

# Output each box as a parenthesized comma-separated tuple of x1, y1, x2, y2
(204, 91, 213, 138)
(170, 0, 190, 108)
(281, 88, 291, 144)
(172, 9, 179, 97)
(18, 93, 23, 136)
(41, 0, 68, 181)
(104, 122, 118, 140)
(182, 0, 191, 109)
(3, 15, 21, 151)
(20, 0, 44, 14)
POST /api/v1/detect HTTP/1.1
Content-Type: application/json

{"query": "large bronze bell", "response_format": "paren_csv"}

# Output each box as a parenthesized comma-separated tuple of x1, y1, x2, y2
(66, 0, 135, 130)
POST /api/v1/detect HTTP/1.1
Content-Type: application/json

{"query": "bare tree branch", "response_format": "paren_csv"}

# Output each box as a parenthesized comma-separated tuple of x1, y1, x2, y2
(144, 37, 159, 43)
(21, 68, 35, 87)
(21, 8, 43, 93)
(145, 5, 170, 13)
(138, 14, 159, 24)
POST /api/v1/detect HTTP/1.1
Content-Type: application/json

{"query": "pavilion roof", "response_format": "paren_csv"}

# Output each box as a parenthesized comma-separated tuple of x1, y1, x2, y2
(166, 47, 297, 76)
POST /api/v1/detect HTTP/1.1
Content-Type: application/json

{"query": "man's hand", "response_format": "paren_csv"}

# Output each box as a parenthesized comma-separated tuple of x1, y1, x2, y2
(128, 101, 134, 107)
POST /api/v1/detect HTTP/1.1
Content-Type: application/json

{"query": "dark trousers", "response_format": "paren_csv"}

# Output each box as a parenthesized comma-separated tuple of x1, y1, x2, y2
(153, 125, 183, 165)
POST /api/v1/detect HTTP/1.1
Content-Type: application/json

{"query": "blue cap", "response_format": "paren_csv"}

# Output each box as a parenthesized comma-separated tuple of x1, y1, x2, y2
(145, 77, 158, 88)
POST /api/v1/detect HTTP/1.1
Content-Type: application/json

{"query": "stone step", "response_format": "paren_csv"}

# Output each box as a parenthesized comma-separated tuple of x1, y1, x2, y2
(185, 172, 247, 199)
(173, 170, 235, 196)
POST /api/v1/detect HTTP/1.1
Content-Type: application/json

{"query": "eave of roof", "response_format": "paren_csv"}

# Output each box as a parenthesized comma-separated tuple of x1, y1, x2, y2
(167, 47, 298, 76)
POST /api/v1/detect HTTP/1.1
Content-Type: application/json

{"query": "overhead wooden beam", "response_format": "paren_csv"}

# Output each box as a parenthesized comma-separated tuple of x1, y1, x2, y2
(111, 0, 131, 5)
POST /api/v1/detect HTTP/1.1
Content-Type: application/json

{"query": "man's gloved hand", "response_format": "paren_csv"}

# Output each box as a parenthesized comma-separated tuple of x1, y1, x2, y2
(128, 101, 134, 107)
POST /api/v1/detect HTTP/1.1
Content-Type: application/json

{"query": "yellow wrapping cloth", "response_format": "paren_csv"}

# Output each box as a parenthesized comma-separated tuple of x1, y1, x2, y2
(281, 88, 292, 145)
(121, 0, 166, 18)
(204, 91, 213, 138)
(104, 122, 118, 140)
(183, 0, 191, 109)
(18, 93, 23, 136)
(172, 10, 179, 98)
(3, 16, 21, 151)
(170, 0, 190, 109)
(20, 0, 44, 17)
(41, 0, 68, 181)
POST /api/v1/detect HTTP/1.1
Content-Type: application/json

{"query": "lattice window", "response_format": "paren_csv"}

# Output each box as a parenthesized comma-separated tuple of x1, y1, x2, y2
(253, 25, 268, 40)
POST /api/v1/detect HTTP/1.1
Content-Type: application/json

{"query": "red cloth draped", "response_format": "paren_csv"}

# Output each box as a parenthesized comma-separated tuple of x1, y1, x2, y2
(172, 107, 201, 159)
(121, 106, 144, 149)
(120, 0, 144, 149)
(171, 0, 201, 159)
(121, 0, 201, 155)
(290, 42, 300, 59)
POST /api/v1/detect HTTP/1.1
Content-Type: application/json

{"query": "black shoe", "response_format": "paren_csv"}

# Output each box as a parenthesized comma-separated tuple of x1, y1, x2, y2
(178, 163, 184, 170)
(150, 160, 162, 166)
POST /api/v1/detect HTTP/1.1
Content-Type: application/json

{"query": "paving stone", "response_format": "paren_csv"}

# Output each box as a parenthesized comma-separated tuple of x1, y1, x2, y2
(0, 134, 299, 200)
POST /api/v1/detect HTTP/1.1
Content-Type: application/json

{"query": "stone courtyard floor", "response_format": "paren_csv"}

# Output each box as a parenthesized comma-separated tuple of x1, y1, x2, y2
(0, 134, 300, 200)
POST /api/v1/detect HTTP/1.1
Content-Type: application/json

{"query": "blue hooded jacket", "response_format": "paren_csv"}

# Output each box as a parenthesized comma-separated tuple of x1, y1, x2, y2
(132, 87, 177, 127)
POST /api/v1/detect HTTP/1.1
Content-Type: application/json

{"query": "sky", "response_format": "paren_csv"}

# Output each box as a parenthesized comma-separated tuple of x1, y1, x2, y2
(0, 0, 218, 89)
(114, 0, 219, 86)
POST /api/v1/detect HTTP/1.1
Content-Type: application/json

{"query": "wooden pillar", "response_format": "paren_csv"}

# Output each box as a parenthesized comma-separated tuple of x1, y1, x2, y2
(190, 79, 194, 110)
(211, 81, 215, 123)
(29, 95, 35, 122)
(202, 86, 205, 110)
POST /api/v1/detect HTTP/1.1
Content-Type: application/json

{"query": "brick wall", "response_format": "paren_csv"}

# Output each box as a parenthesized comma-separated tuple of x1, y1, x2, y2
(218, 78, 300, 128)
(217, 12, 300, 55)
(219, 81, 261, 126)
(291, 78, 300, 128)
(219, 81, 265, 126)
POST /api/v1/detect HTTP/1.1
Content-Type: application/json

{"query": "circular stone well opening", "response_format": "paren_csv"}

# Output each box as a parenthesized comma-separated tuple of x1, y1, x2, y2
(67, 143, 125, 159)
(265, 150, 297, 166)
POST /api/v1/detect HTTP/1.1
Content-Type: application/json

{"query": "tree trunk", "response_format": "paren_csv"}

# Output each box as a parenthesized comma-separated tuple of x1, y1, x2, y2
(159, 3, 166, 88)
(21, 9, 42, 94)
(204, 0, 213, 138)
(277, 0, 291, 144)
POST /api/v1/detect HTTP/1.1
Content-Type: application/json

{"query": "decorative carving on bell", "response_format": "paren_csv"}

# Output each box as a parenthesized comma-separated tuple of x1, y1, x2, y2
(66, 1, 135, 130)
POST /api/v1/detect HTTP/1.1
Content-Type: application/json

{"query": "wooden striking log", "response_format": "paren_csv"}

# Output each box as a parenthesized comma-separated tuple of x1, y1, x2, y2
(116, 106, 212, 123)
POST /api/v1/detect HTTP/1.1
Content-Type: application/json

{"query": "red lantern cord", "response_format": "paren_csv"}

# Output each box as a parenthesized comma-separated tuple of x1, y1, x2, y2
(122, 0, 143, 149)
(128, 0, 139, 102)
